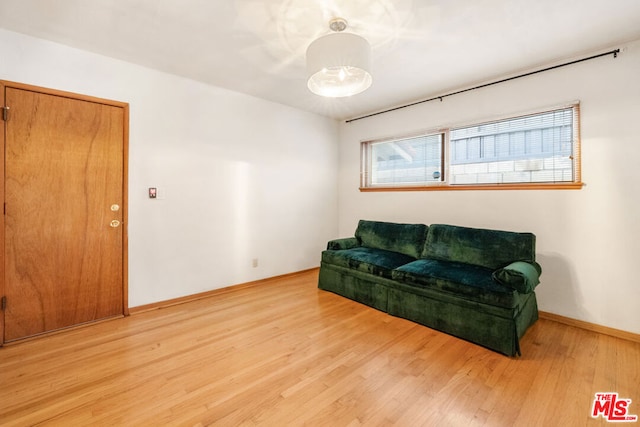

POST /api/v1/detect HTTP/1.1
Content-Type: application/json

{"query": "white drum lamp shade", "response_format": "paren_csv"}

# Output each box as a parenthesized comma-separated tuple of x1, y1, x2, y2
(306, 32, 372, 97)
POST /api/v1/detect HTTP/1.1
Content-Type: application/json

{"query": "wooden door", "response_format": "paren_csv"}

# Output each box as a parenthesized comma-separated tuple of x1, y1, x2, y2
(1, 83, 128, 343)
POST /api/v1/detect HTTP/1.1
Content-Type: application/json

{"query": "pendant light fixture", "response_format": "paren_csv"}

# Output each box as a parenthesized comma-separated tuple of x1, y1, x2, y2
(306, 18, 372, 98)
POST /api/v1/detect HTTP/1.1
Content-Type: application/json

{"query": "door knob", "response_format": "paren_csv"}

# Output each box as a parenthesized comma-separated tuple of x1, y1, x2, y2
(110, 220, 121, 228)
(111, 204, 120, 211)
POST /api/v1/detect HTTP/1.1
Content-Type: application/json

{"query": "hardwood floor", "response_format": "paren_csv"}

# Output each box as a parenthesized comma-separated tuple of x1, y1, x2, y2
(1, 269, 638, 426)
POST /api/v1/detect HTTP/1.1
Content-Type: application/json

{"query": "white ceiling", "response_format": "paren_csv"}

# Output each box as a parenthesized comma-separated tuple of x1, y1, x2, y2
(1, 0, 639, 120)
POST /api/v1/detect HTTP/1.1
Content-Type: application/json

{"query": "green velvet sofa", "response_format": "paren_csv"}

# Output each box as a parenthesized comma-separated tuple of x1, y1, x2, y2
(318, 220, 542, 356)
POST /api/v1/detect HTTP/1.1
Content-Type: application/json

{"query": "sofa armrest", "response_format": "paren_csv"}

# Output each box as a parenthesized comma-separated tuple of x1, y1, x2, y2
(327, 237, 359, 250)
(492, 261, 542, 294)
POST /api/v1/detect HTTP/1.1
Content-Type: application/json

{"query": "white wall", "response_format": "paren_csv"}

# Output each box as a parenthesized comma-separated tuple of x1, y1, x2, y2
(338, 39, 640, 334)
(0, 29, 339, 307)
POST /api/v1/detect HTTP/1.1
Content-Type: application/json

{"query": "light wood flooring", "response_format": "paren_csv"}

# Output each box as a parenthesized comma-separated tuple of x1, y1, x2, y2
(1, 269, 638, 426)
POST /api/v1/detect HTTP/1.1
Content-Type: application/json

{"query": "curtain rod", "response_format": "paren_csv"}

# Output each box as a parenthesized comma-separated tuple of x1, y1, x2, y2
(345, 48, 620, 123)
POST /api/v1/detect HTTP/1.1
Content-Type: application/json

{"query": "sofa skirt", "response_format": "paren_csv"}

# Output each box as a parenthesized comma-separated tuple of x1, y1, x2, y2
(318, 262, 539, 356)
(387, 284, 538, 356)
(318, 262, 393, 312)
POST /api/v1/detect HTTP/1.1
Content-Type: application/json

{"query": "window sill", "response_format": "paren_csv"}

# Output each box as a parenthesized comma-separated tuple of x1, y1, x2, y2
(359, 182, 585, 192)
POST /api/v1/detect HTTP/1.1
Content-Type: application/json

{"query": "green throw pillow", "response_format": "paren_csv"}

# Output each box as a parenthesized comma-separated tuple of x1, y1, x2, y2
(492, 261, 541, 293)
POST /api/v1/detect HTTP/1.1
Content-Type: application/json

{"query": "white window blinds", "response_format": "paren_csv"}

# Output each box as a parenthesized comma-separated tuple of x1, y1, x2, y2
(449, 105, 579, 185)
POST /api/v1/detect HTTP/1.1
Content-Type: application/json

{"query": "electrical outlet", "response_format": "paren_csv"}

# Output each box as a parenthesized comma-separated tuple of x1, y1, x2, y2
(252, 258, 259, 268)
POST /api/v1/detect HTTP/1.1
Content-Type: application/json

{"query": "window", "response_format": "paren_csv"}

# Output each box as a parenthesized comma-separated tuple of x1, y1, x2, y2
(361, 104, 581, 190)
(362, 133, 444, 187)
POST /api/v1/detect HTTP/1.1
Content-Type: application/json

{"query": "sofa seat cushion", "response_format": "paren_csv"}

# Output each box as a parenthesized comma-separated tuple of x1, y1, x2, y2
(322, 247, 416, 279)
(391, 259, 521, 308)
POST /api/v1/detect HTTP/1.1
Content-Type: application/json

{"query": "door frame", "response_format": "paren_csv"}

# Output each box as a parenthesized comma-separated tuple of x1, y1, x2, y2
(1, 80, 129, 346)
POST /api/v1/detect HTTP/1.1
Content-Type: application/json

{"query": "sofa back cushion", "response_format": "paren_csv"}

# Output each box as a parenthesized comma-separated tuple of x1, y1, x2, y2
(422, 224, 536, 269)
(355, 220, 428, 259)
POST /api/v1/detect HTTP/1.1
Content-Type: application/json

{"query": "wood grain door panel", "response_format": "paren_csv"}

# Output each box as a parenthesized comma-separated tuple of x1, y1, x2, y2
(3, 86, 125, 342)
